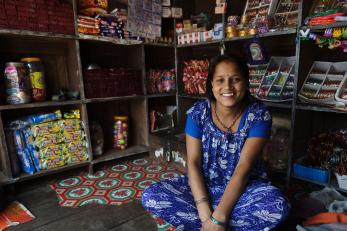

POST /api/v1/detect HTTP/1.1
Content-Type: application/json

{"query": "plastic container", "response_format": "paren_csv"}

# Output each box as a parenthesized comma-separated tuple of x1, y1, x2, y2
(293, 158, 329, 184)
(335, 173, 347, 190)
(21, 57, 46, 102)
(4, 62, 31, 104)
(113, 116, 128, 150)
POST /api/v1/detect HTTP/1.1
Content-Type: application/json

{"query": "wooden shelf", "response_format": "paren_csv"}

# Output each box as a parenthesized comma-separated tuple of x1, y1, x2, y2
(295, 103, 347, 114)
(0, 171, 11, 185)
(78, 34, 143, 45)
(0, 100, 82, 111)
(262, 101, 292, 109)
(13, 161, 90, 183)
(303, 22, 347, 31)
(144, 42, 175, 47)
(92, 145, 150, 165)
(179, 94, 206, 100)
(177, 39, 222, 48)
(0, 28, 76, 40)
(147, 93, 176, 98)
(225, 29, 297, 42)
(84, 95, 145, 103)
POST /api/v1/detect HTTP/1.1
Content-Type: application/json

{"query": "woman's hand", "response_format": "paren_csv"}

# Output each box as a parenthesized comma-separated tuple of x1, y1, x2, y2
(197, 202, 212, 223)
(201, 218, 226, 231)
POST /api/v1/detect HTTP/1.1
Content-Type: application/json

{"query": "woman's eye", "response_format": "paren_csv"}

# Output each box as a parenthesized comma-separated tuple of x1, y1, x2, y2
(231, 78, 241, 84)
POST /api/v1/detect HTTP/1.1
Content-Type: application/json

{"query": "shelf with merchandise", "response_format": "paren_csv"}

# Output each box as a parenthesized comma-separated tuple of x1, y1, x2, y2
(86, 99, 149, 164)
(0, 35, 83, 106)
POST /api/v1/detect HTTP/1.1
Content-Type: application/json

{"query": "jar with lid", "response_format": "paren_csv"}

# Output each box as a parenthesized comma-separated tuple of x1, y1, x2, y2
(4, 62, 31, 104)
(21, 57, 46, 102)
(113, 116, 128, 150)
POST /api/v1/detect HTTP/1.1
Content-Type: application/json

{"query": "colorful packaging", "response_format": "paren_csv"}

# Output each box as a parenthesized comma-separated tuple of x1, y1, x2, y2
(63, 110, 81, 119)
(25, 110, 62, 125)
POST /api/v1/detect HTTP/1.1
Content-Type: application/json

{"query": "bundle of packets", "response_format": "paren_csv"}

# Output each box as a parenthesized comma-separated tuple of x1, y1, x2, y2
(9, 110, 89, 174)
(97, 9, 129, 38)
(78, 15, 100, 35)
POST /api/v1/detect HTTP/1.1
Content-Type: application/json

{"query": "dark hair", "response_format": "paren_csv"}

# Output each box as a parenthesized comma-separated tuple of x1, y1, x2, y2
(205, 54, 253, 103)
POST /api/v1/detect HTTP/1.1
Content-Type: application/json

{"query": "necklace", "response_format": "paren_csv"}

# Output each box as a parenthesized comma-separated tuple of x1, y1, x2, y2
(213, 103, 243, 133)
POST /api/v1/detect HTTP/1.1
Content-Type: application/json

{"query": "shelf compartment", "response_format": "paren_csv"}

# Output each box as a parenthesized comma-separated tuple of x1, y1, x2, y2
(225, 29, 297, 42)
(92, 145, 149, 165)
(147, 93, 177, 98)
(84, 96, 145, 104)
(86, 99, 148, 161)
(296, 103, 347, 114)
(0, 36, 82, 105)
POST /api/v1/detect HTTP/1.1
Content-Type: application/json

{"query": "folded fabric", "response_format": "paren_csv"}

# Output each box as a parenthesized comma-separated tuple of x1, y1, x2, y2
(303, 212, 347, 226)
(329, 200, 347, 213)
(309, 187, 346, 208)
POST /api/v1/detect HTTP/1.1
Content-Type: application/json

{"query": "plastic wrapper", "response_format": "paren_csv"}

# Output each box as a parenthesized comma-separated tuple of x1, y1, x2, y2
(182, 59, 209, 95)
(63, 110, 81, 119)
(90, 121, 104, 156)
(30, 119, 81, 138)
(147, 69, 176, 94)
(23, 110, 62, 125)
(17, 149, 35, 175)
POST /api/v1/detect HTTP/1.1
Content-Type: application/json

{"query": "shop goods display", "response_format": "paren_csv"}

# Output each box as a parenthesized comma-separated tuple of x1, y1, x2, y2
(77, 15, 100, 35)
(273, 0, 300, 29)
(298, 61, 347, 106)
(256, 56, 296, 102)
(335, 74, 347, 105)
(79, 0, 108, 16)
(83, 68, 143, 98)
(0, 0, 74, 34)
(4, 62, 32, 105)
(244, 38, 269, 65)
(182, 59, 209, 95)
(146, 69, 176, 94)
(249, 63, 268, 97)
(21, 57, 47, 102)
(305, 0, 347, 26)
(6, 110, 89, 174)
(113, 116, 128, 150)
(149, 107, 175, 133)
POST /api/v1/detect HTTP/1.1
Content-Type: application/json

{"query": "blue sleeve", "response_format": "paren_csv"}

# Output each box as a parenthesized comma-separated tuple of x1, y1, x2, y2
(248, 120, 271, 138)
(185, 116, 202, 139)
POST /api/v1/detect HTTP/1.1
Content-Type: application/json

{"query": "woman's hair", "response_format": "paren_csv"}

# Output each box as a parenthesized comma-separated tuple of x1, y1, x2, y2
(205, 54, 253, 103)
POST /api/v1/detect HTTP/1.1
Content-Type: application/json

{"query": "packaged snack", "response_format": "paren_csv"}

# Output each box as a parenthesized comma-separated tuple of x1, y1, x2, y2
(25, 110, 62, 125)
(17, 149, 35, 174)
(63, 110, 81, 119)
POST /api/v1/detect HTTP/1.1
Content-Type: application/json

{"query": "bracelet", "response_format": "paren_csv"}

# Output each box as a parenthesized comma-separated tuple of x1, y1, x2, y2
(210, 215, 226, 226)
(194, 197, 208, 205)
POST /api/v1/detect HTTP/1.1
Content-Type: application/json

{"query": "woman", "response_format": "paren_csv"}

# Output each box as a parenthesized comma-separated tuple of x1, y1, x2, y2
(142, 54, 290, 230)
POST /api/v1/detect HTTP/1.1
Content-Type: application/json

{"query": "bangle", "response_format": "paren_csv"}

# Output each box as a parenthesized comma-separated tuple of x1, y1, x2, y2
(210, 215, 226, 226)
(194, 197, 208, 204)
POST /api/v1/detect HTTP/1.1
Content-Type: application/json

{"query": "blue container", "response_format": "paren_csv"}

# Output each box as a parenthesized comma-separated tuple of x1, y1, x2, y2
(293, 163, 329, 184)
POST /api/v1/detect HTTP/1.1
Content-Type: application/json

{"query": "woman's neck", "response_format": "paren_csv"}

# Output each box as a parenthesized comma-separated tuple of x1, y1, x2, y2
(214, 101, 244, 118)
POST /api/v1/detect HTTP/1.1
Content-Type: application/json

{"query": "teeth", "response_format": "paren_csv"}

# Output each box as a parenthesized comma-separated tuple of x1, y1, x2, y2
(222, 93, 234, 96)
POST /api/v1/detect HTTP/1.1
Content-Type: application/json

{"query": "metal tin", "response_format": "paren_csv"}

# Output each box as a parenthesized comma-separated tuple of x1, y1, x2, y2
(4, 62, 31, 104)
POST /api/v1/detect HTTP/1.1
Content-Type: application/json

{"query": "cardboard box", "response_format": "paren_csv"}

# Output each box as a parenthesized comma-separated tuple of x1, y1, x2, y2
(162, 6, 171, 18)
(171, 7, 182, 18)
(162, 0, 171, 6)
(201, 30, 213, 42)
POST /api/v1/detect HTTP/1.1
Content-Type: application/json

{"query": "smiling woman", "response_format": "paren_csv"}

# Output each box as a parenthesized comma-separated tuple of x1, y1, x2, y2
(142, 54, 290, 231)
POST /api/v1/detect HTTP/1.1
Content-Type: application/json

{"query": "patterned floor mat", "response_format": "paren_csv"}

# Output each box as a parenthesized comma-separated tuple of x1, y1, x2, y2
(50, 158, 181, 230)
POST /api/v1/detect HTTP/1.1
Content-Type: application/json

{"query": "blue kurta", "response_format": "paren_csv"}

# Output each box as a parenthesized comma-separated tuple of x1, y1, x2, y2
(142, 100, 290, 231)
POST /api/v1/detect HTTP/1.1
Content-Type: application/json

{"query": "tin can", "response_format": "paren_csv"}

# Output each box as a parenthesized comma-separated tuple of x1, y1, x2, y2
(21, 57, 47, 102)
(113, 116, 128, 150)
(4, 62, 31, 104)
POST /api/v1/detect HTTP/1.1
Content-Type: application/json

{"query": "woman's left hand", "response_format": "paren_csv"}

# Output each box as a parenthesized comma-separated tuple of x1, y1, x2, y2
(201, 219, 226, 231)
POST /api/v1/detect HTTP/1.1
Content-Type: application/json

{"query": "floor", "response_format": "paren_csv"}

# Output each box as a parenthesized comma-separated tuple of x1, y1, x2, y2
(6, 175, 158, 231)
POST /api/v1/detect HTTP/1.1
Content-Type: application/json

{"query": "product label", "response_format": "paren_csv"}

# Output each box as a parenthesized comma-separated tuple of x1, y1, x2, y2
(30, 72, 45, 89)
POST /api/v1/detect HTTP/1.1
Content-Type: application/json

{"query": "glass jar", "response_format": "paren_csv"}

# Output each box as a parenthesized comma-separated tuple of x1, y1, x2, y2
(4, 62, 31, 104)
(113, 116, 128, 150)
(21, 57, 46, 102)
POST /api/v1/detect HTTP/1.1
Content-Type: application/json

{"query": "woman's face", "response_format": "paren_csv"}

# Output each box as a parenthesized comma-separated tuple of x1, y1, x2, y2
(211, 61, 247, 108)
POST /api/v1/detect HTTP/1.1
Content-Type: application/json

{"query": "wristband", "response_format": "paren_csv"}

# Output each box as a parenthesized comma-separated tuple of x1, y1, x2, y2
(210, 215, 226, 226)
(194, 197, 208, 204)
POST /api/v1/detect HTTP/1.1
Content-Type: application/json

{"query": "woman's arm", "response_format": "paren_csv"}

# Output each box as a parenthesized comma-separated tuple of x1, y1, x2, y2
(212, 137, 268, 223)
(186, 134, 213, 223)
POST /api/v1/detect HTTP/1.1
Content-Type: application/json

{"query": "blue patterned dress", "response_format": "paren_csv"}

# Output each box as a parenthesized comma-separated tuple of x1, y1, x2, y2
(142, 100, 290, 231)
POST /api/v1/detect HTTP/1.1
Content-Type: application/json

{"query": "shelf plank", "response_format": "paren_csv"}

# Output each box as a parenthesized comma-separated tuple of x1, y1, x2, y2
(177, 39, 222, 48)
(144, 42, 175, 47)
(0, 100, 82, 111)
(303, 22, 347, 31)
(0, 29, 76, 40)
(84, 95, 145, 103)
(262, 101, 292, 109)
(92, 145, 150, 165)
(0, 171, 12, 185)
(296, 103, 347, 114)
(147, 93, 176, 98)
(225, 29, 297, 42)
(13, 161, 90, 183)
(78, 34, 143, 45)
(179, 94, 206, 100)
